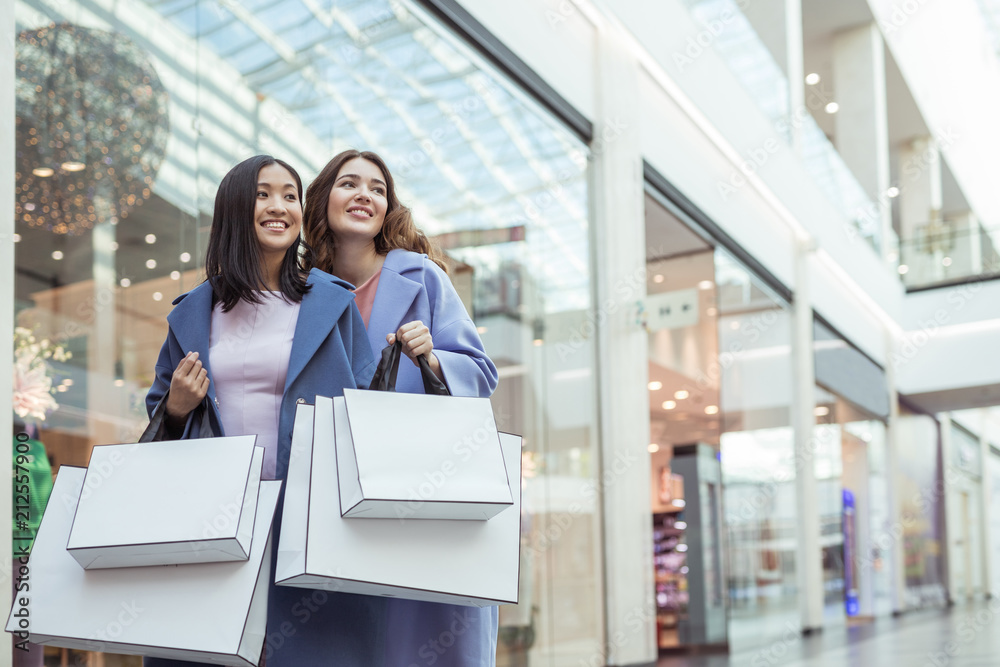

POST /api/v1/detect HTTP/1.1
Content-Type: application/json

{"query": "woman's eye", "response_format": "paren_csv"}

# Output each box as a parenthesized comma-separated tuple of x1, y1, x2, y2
(257, 191, 267, 197)
(340, 181, 354, 188)
(373, 188, 385, 196)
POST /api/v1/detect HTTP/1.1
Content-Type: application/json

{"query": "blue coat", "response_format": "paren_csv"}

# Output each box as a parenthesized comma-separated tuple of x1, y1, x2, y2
(143, 269, 387, 667)
(362, 249, 502, 667)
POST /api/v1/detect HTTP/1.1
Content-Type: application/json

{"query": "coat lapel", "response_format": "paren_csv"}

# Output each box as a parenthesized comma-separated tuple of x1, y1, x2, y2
(365, 250, 422, 355)
(284, 269, 354, 394)
(166, 281, 218, 406)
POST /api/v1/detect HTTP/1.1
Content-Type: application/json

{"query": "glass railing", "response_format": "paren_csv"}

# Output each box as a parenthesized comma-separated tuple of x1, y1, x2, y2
(898, 219, 1000, 289)
(680, 0, 894, 255)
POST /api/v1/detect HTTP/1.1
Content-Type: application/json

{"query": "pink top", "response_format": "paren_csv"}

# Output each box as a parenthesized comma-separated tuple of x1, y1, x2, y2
(352, 269, 382, 328)
(209, 293, 301, 479)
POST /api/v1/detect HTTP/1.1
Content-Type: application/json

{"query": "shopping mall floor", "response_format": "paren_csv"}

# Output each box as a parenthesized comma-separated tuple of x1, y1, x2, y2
(656, 601, 997, 667)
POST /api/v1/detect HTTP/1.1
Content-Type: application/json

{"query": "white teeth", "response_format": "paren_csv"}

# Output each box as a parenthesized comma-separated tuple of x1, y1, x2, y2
(349, 208, 372, 217)
(263, 222, 286, 229)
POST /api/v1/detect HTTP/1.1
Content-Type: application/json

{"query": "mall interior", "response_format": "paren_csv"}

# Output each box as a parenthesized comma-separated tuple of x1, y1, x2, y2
(3, 0, 1000, 665)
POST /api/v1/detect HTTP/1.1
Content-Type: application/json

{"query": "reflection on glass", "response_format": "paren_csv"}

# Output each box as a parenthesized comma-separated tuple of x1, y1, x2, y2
(13, 1, 600, 665)
(714, 249, 799, 651)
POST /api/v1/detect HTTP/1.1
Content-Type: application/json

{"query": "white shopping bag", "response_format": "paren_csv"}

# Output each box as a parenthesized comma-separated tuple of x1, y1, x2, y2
(67, 436, 263, 569)
(335, 388, 512, 520)
(6, 466, 280, 667)
(277, 397, 521, 606)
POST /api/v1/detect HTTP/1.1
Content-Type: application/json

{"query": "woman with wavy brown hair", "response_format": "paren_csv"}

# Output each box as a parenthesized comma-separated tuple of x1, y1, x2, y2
(303, 149, 500, 665)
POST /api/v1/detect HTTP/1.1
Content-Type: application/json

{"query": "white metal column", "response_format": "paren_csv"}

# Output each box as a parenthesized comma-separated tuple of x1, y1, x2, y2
(592, 23, 656, 667)
(792, 240, 823, 631)
(883, 330, 908, 614)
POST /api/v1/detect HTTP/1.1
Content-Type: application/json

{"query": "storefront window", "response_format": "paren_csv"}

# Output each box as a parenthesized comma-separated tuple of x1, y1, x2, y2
(643, 191, 720, 651)
(12, 1, 600, 665)
(713, 249, 798, 650)
(946, 423, 985, 600)
(812, 321, 892, 623)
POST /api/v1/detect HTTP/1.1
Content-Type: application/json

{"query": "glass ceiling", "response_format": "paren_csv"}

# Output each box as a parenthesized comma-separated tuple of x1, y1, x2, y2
(140, 0, 591, 310)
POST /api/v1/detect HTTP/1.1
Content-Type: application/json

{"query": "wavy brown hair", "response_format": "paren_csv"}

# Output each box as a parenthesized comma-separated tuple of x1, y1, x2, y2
(303, 149, 447, 275)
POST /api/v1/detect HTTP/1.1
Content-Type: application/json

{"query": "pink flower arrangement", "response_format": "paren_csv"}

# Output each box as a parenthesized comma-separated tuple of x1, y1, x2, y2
(12, 327, 70, 422)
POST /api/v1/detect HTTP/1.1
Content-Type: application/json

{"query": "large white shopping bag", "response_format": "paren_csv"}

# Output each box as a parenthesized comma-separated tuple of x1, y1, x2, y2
(334, 342, 512, 521)
(276, 397, 521, 606)
(6, 466, 281, 667)
(336, 389, 513, 520)
(67, 437, 263, 569)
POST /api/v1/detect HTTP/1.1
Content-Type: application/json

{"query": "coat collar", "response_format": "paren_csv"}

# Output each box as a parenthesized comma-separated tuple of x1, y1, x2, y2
(285, 269, 354, 393)
(366, 249, 424, 353)
(166, 269, 355, 398)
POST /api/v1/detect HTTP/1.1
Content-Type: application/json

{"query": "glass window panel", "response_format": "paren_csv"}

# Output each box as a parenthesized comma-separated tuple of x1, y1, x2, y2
(12, 1, 602, 665)
(714, 248, 799, 650)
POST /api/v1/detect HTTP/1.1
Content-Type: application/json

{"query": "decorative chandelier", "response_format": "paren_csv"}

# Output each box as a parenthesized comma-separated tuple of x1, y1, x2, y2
(15, 23, 170, 235)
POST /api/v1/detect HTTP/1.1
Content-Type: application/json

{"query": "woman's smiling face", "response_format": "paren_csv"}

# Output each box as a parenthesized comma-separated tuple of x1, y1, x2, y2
(253, 162, 302, 261)
(325, 157, 388, 244)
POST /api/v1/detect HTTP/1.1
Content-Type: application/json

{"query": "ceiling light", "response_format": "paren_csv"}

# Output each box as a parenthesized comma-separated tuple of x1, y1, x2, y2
(51, 250, 63, 260)
(648, 443, 660, 453)
(152, 292, 163, 302)
(662, 400, 677, 410)
(886, 186, 900, 198)
(671, 499, 686, 508)
(32, 167, 54, 177)
(110, 242, 119, 251)
(730, 320, 741, 330)
(61, 161, 86, 172)
(942, 257, 952, 267)
(674, 390, 689, 400)
(815, 406, 830, 416)
(653, 274, 665, 283)
(676, 543, 688, 552)
(898, 264, 909, 275)
(145, 234, 157, 244)
(824, 102, 839, 114)
(180, 252, 191, 263)
(805, 73, 821, 85)
(113, 379, 125, 387)
(63, 379, 73, 386)
(648, 381, 663, 391)
(170, 271, 181, 280)
(698, 280, 714, 290)
(13, 234, 21, 243)
(675, 521, 687, 530)
(533, 339, 543, 346)
(146, 259, 157, 269)
(120, 278, 131, 287)
(705, 405, 719, 415)
(477, 326, 487, 334)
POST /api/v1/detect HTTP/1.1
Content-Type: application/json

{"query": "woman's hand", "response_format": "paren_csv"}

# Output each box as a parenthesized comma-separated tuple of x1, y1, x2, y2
(387, 321, 443, 379)
(165, 351, 210, 420)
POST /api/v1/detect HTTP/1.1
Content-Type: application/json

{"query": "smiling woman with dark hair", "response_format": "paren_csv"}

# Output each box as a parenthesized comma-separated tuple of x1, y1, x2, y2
(143, 154, 383, 667)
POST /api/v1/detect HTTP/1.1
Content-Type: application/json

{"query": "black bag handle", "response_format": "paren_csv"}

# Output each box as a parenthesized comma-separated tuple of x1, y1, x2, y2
(139, 392, 216, 443)
(369, 341, 450, 396)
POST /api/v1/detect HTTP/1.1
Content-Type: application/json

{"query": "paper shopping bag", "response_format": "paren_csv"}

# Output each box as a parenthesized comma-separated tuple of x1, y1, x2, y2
(277, 397, 520, 606)
(335, 341, 512, 521)
(7, 466, 280, 666)
(67, 436, 263, 569)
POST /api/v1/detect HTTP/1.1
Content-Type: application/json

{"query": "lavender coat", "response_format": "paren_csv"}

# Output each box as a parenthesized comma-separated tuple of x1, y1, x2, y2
(143, 269, 386, 667)
(361, 249, 501, 667)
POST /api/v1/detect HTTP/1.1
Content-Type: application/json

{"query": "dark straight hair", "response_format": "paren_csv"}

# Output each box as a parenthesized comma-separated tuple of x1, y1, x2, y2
(205, 155, 311, 312)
